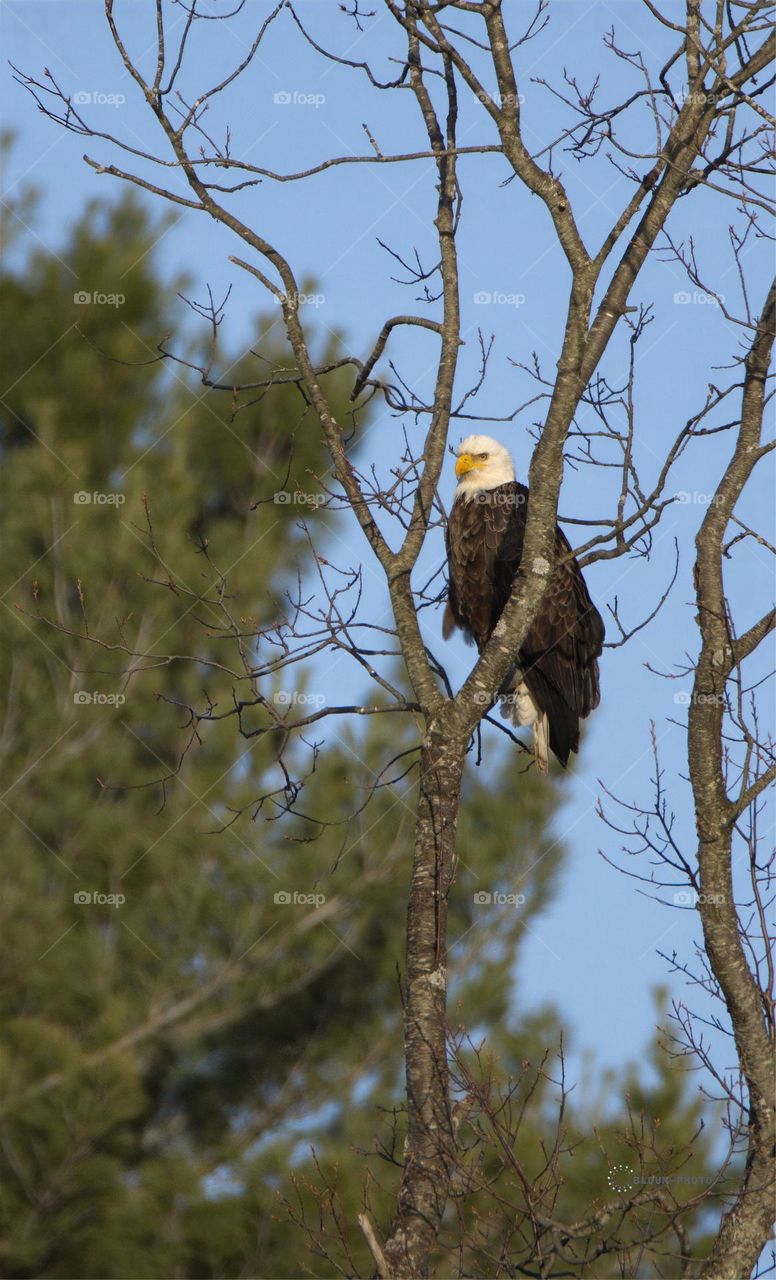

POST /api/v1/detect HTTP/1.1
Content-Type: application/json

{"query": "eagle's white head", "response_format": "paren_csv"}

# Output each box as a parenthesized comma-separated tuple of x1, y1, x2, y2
(453, 434, 515, 500)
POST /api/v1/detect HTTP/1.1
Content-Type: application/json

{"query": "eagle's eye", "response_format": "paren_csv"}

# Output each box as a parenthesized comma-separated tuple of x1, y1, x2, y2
(479, 452, 489, 460)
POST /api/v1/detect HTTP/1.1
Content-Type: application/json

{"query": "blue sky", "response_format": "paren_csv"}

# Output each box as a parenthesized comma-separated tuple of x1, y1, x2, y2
(3, 0, 772, 1085)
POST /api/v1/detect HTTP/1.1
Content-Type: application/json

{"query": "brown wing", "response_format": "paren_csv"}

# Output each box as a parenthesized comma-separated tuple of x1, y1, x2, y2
(494, 514, 604, 763)
(444, 483, 528, 650)
(445, 482, 604, 767)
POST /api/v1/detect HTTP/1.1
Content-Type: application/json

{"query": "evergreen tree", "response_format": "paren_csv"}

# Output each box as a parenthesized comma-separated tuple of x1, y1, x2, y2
(0, 189, 723, 1279)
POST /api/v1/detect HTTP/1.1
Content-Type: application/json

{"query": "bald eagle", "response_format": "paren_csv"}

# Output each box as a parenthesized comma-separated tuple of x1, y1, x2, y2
(443, 435, 604, 772)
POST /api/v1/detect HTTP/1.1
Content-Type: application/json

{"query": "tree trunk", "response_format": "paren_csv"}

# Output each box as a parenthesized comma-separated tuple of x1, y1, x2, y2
(383, 721, 465, 1277)
(691, 280, 776, 1280)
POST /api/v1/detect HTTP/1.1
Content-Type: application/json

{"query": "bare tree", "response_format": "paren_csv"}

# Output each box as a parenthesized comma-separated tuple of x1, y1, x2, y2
(15, 1, 774, 1275)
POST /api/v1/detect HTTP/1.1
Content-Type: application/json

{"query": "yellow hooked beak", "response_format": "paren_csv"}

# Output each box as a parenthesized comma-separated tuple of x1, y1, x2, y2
(455, 452, 481, 478)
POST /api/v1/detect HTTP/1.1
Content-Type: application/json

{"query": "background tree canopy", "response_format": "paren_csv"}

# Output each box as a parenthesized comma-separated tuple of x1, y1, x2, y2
(0, 185, 727, 1280)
